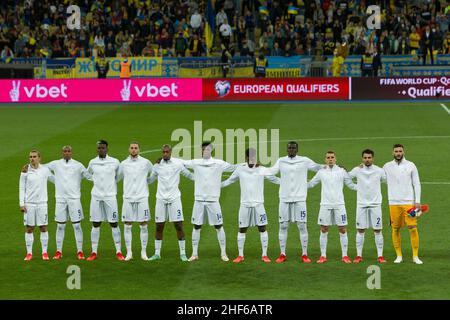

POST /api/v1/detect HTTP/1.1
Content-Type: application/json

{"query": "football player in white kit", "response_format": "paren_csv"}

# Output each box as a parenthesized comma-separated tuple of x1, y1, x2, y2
(265, 141, 322, 264)
(19, 150, 54, 261)
(147, 144, 194, 261)
(307, 150, 357, 264)
(221, 148, 280, 263)
(181, 142, 236, 262)
(349, 149, 387, 264)
(46, 146, 92, 260)
(86, 140, 124, 261)
(117, 142, 153, 261)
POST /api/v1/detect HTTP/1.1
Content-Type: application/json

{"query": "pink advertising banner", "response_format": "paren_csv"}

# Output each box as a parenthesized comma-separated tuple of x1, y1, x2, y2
(0, 79, 202, 103)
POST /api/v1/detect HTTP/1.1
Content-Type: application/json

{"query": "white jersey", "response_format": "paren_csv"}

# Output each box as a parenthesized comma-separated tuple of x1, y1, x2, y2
(266, 155, 322, 202)
(221, 163, 280, 206)
(87, 155, 120, 200)
(19, 164, 54, 206)
(118, 155, 153, 202)
(148, 157, 194, 202)
(349, 164, 386, 206)
(182, 157, 235, 201)
(308, 165, 357, 207)
(383, 158, 421, 205)
(46, 158, 91, 201)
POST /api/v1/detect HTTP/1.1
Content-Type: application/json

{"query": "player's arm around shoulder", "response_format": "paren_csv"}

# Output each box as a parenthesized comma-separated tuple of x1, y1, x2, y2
(221, 166, 240, 188)
(45, 166, 55, 184)
(343, 168, 357, 191)
(222, 160, 237, 172)
(307, 157, 323, 172)
(307, 170, 322, 189)
(178, 160, 195, 181)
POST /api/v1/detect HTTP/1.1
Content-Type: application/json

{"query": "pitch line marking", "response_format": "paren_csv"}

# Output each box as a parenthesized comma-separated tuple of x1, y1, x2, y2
(141, 135, 450, 155)
(440, 103, 450, 115)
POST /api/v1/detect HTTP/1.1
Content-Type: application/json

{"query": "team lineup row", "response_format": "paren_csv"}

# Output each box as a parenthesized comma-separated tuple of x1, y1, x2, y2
(19, 140, 424, 264)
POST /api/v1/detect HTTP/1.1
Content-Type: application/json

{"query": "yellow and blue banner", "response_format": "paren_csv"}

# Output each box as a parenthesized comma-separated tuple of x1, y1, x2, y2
(75, 57, 162, 78)
(288, 6, 298, 15)
(259, 6, 269, 15)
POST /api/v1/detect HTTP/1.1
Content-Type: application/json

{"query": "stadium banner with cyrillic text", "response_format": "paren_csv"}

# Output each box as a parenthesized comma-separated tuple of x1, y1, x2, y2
(203, 78, 350, 101)
(0, 79, 202, 103)
(179, 66, 254, 78)
(75, 57, 162, 78)
(351, 76, 450, 100)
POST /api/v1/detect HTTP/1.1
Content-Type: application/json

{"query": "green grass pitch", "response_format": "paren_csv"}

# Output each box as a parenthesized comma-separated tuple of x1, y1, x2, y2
(0, 101, 449, 299)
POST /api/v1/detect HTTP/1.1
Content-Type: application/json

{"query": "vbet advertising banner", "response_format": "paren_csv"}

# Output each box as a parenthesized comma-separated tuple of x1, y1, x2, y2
(0, 79, 202, 103)
(2, 76, 450, 103)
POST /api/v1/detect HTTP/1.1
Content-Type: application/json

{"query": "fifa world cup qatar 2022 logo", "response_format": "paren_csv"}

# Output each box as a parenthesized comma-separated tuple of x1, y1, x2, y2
(215, 80, 231, 98)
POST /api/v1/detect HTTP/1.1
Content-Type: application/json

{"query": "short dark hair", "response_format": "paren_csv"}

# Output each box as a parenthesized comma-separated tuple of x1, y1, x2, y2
(326, 150, 335, 155)
(162, 144, 172, 150)
(393, 144, 404, 149)
(130, 141, 140, 147)
(97, 140, 108, 146)
(202, 141, 212, 148)
(362, 149, 374, 157)
(287, 141, 298, 148)
(245, 148, 256, 158)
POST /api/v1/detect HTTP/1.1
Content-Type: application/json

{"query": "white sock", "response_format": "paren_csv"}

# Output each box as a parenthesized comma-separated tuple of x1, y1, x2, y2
(72, 223, 83, 252)
(124, 224, 132, 255)
(279, 222, 288, 255)
(320, 231, 328, 257)
(155, 239, 162, 256)
(91, 226, 100, 253)
(340, 232, 348, 257)
(56, 223, 66, 252)
(260, 231, 268, 257)
(297, 222, 308, 256)
(111, 226, 122, 253)
(40, 231, 48, 254)
(192, 228, 200, 256)
(140, 225, 148, 253)
(178, 239, 186, 256)
(216, 227, 226, 256)
(375, 232, 384, 257)
(356, 232, 365, 257)
(237, 232, 246, 257)
(25, 232, 33, 254)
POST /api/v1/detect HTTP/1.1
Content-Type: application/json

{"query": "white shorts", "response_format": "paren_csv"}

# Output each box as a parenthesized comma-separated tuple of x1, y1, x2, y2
(279, 201, 307, 223)
(239, 204, 268, 228)
(89, 198, 119, 223)
(23, 204, 48, 226)
(122, 200, 150, 223)
(318, 205, 348, 226)
(155, 198, 183, 223)
(55, 199, 84, 223)
(356, 205, 382, 230)
(191, 201, 223, 226)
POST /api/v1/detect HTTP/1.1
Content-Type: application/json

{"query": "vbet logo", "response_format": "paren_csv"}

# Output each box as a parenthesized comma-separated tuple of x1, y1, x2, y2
(215, 80, 231, 98)
(120, 80, 180, 101)
(9, 80, 68, 102)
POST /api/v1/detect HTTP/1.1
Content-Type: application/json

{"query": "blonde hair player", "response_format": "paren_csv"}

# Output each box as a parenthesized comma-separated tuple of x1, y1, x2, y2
(19, 150, 55, 261)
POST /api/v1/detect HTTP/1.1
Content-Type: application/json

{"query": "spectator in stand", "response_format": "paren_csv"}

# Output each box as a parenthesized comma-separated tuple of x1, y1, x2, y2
(421, 25, 434, 65)
(409, 26, 421, 54)
(1, 45, 14, 60)
(142, 41, 156, 57)
(189, 34, 205, 56)
(271, 41, 283, 56)
(219, 18, 233, 49)
(190, 9, 202, 33)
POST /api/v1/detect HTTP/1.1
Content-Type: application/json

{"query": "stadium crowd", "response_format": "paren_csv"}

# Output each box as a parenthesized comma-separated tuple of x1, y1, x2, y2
(0, 0, 450, 60)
